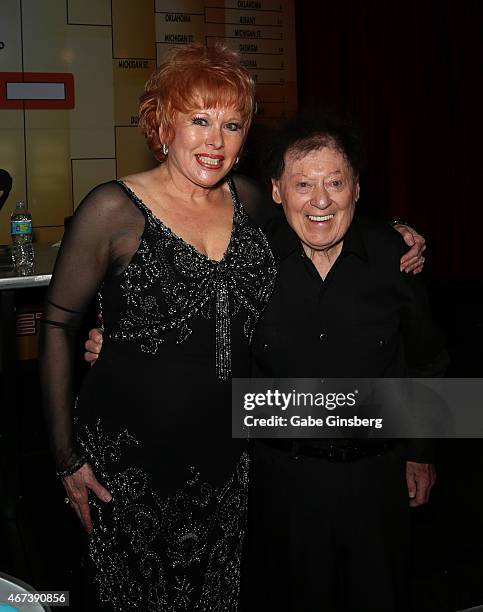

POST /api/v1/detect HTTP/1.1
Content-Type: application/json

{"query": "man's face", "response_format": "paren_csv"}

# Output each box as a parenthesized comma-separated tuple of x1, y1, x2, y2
(272, 147, 359, 255)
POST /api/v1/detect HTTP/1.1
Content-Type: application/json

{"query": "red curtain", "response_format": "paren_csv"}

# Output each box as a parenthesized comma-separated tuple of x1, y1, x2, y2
(295, 0, 483, 281)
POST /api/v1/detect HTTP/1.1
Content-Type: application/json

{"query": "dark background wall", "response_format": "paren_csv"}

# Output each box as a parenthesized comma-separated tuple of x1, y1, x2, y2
(295, 0, 482, 284)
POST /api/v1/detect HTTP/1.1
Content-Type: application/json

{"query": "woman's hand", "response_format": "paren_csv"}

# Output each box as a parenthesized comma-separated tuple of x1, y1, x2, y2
(84, 328, 104, 364)
(63, 463, 112, 533)
(394, 224, 427, 274)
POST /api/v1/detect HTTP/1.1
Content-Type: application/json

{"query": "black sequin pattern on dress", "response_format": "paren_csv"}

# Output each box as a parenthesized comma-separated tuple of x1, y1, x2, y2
(108, 179, 276, 380)
(79, 420, 250, 611)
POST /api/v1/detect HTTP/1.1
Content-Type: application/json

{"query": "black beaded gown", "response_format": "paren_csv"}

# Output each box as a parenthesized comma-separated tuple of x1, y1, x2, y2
(40, 176, 276, 611)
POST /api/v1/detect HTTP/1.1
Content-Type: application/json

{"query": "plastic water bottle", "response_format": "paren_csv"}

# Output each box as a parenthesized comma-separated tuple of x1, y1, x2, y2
(10, 201, 34, 274)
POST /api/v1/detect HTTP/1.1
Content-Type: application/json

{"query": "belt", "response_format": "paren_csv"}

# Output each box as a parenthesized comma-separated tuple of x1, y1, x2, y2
(260, 439, 395, 462)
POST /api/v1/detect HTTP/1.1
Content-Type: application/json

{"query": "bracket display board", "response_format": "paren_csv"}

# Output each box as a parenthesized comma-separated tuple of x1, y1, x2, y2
(0, 0, 296, 245)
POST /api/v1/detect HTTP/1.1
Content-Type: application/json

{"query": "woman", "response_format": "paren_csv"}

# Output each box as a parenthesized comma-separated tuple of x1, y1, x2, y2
(40, 44, 276, 611)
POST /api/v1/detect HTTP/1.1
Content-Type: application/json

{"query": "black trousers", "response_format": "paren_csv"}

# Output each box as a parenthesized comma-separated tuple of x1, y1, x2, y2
(244, 441, 411, 612)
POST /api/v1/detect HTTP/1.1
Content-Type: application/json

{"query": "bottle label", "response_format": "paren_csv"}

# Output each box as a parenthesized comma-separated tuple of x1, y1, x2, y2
(11, 220, 32, 235)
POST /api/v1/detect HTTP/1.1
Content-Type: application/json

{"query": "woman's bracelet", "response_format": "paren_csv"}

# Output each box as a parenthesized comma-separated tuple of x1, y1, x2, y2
(56, 455, 87, 479)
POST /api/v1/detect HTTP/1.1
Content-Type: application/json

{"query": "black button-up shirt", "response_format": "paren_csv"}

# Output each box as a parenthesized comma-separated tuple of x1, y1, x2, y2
(252, 213, 449, 461)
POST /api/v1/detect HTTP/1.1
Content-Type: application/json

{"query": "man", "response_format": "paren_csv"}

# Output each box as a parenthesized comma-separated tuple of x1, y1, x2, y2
(247, 114, 448, 611)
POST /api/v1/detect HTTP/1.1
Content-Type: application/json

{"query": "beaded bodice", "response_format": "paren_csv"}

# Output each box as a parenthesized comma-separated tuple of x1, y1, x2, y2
(103, 179, 276, 379)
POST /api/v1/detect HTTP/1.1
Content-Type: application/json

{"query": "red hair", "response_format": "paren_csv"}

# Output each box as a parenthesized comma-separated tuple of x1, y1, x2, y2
(139, 43, 256, 162)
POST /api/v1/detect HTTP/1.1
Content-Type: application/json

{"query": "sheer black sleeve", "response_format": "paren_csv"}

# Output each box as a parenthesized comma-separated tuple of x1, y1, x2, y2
(39, 181, 144, 474)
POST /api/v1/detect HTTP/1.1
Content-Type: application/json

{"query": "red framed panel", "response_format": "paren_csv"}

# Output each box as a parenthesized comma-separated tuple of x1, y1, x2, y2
(0, 72, 75, 109)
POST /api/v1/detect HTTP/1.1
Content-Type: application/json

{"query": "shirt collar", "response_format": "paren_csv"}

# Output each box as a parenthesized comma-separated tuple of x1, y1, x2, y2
(266, 211, 368, 264)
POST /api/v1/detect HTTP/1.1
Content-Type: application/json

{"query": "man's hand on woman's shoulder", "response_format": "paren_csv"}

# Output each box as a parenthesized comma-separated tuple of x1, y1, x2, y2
(393, 223, 426, 274)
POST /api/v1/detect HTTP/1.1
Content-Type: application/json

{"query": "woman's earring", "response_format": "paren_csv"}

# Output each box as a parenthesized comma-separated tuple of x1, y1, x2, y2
(162, 143, 169, 156)
(234, 156, 240, 167)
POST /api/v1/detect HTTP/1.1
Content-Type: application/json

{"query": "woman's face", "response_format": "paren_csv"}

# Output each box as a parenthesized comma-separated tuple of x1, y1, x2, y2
(163, 105, 246, 188)
(272, 147, 360, 255)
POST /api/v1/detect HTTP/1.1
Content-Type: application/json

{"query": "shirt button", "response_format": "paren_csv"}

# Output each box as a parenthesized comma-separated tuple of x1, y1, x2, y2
(262, 342, 269, 350)
(379, 338, 386, 347)
(319, 330, 327, 341)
